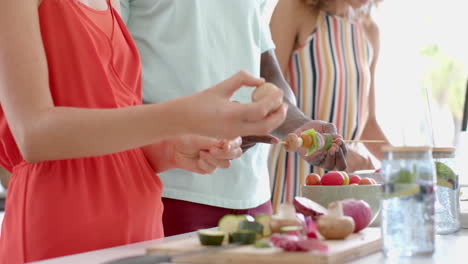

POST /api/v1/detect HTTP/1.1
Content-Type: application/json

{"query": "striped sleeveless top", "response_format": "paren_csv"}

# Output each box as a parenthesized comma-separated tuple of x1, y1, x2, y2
(269, 12, 373, 212)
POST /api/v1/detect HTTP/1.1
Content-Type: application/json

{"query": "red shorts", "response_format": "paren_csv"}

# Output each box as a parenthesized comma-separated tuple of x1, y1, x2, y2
(162, 198, 272, 236)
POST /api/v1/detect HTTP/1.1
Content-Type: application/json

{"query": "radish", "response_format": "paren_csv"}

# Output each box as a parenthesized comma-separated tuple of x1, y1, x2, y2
(341, 199, 372, 233)
(293, 197, 328, 218)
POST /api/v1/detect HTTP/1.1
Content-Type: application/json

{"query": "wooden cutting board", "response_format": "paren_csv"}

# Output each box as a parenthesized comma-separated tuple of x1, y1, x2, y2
(147, 227, 381, 264)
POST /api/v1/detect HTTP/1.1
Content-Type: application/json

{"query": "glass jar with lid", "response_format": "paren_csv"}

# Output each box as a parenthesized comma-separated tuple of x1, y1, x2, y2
(433, 147, 460, 234)
(380, 146, 435, 257)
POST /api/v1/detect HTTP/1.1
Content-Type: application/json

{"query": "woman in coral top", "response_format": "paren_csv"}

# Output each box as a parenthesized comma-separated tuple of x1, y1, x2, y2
(0, 0, 287, 263)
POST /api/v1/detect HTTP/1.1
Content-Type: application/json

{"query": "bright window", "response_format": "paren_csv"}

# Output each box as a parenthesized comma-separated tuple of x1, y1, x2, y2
(266, 0, 468, 183)
(374, 0, 468, 183)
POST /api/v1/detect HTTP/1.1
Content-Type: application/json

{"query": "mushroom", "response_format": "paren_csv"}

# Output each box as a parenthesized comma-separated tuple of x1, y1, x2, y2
(317, 201, 355, 240)
(284, 133, 303, 152)
(251, 83, 283, 111)
(269, 203, 303, 234)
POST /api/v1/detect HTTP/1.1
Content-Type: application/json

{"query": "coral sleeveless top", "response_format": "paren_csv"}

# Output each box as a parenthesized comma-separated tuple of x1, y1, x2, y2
(269, 12, 373, 212)
(0, 0, 163, 263)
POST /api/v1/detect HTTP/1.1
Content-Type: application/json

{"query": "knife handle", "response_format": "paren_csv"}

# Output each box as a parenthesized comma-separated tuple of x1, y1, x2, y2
(102, 254, 172, 264)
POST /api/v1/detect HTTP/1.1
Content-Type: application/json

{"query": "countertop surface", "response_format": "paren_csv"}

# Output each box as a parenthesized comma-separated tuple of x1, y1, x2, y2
(27, 229, 468, 264)
(0, 201, 463, 263)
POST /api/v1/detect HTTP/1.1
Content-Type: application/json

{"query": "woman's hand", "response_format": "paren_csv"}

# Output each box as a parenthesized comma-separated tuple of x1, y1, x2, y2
(179, 71, 288, 140)
(294, 121, 348, 171)
(143, 136, 243, 174)
(171, 136, 243, 174)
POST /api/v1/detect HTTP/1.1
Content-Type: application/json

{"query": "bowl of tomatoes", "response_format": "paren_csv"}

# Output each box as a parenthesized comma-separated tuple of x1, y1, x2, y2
(301, 171, 382, 226)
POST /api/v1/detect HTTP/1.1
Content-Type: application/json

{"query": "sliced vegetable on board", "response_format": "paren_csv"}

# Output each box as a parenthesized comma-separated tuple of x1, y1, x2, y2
(198, 230, 226, 246)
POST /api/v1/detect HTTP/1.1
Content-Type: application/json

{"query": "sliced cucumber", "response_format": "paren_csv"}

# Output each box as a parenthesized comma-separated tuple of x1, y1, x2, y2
(239, 220, 263, 234)
(323, 133, 333, 151)
(254, 214, 272, 237)
(218, 214, 242, 234)
(237, 214, 255, 222)
(239, 220, 263, 239)
(254, 240, 273, 248)
(303, 129, 318, 156)
(280, 225, 303, 234)
(198, 230, 226, 246)
(229, 230, 256, 245)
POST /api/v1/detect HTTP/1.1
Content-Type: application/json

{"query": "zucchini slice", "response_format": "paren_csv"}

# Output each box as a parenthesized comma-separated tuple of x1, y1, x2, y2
(218, 214, 242, 234)
(254, 240, 273, 248)
(239, 220, 263, 239)
(254, 214, 272, 237)
(229, 230, 256, 245)
(279, 225, 303, 234)
(237, 214, 255, 222)
(239, 220, 263, 234)
(198, 230, 226, 246)
(323, 133, 333, 151)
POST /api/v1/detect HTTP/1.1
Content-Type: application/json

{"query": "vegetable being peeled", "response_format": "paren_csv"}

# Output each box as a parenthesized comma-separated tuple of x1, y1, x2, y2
(342, 199, 372, 233)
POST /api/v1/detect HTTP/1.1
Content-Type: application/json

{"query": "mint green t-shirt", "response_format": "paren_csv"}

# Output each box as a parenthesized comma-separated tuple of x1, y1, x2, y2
(121, 0, 275, 209)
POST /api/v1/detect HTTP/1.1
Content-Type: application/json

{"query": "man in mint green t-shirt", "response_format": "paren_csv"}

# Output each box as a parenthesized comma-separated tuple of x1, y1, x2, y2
(120, 0, 347, 236)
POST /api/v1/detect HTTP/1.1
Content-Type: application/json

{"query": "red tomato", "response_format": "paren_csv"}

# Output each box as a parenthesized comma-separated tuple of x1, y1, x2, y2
(306, 173, 322, 185)
(375, 168, 381, 173)
(349, 175, 361, 185)
(358, 178, 374, 185)
(321, 171, 344, 185)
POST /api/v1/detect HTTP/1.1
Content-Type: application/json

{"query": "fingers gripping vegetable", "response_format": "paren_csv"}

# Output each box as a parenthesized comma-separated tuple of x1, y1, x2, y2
(317, 201, 355, 240)
(283, 129, 344, 156)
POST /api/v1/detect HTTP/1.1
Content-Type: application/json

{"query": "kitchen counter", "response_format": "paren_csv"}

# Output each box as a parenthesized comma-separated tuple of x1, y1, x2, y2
(20, 200, 468, 264)
(29, 228, 468, 264)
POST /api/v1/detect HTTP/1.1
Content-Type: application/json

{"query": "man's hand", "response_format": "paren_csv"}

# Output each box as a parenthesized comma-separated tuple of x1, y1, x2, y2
(295, 121, 347, 171)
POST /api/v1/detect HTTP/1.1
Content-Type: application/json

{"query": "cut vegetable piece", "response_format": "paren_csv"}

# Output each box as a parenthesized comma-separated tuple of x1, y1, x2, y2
(293, 197, 328, 218)
(303, 129, 318, 156)
(280, 225, 303, 234)
(239, 220, 263, 239)
(237, 214, 255, 222)
(323, 134, 333, 151)
(254, 214, 272, 237)
(198, 230, 226, 246)
(284, 133, 302, 152)
(218, 214, 242, 234)
(254, 240, 273, 248)
(229, 230, 256, 245)
(301, 134, 313, 148)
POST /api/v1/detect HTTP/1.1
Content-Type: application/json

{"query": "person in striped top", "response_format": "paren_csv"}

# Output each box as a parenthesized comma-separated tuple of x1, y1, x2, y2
(269, 0, 389, 211)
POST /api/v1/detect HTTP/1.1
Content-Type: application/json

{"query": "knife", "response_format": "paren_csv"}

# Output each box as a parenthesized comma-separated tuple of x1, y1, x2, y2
(102, 242, 242, 264)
